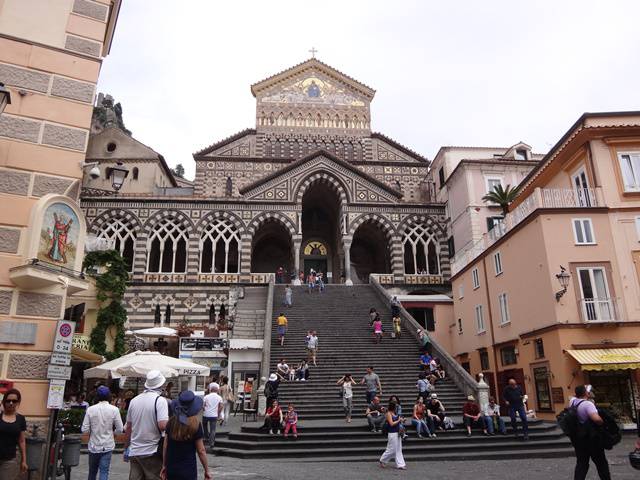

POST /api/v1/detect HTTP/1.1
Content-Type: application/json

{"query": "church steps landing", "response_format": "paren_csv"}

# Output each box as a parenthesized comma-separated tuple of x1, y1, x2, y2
(214, 284, 571, 460)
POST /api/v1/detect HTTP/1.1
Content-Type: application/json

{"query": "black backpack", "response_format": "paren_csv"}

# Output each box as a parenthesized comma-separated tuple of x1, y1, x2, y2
(557, 400, 585, 439)
(598, 408, 622, 450)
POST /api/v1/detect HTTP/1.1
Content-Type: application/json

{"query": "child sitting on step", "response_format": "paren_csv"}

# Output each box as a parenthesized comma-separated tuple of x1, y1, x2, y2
(283, 403, 299, 439)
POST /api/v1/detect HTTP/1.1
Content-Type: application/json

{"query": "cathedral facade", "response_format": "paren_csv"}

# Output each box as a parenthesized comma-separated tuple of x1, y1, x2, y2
(81, 59, 450, 328)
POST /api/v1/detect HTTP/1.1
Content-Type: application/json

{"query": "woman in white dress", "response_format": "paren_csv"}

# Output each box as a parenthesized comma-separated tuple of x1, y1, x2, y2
(379, 401, 406, 470)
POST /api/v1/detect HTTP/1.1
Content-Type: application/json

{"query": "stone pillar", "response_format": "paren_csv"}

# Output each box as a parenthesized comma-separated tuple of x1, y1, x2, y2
(477, 373, 490, 412)
(240, 233, 252, 274)
(390, 234, 405, 282)
(292, 236, 302, 285)
(342, 236, 353, 286)
(257, 378, 267, 415)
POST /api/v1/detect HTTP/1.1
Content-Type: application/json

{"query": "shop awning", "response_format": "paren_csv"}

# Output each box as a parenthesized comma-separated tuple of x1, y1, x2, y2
(566, 348, 640, 371)
(71, 347, 104, 364)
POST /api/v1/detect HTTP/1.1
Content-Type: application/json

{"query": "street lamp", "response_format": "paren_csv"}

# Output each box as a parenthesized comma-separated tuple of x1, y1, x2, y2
(555, 266, 571, 301)
(108, 162, 129, 192)
(0, 82, 12, 115)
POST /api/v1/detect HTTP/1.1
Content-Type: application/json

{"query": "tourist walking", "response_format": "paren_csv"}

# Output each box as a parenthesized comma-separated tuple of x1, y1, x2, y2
(483, 396, 506, 435)
(392, 315, 401, 339)
(218, 376, 234, 426)
(388, 396, 407, 439)
(276, 266, 285, 284)
(368, 308, 377, 327)
(390, 296, 401, 317)
(124, 370, 168, 480)
(417, 328, 432, 354)
(0, 388, 27, 479)
(161, 390, 211, 480)
(202, 383, 222, 452)
(337, 374, 356, 423)
(379, 402, 406, 470)
(361, 366, 382, 403)
(283, 404, 299, 439)
(373, 316, 383, 343)
(276, 313, 288, 346)
(284, 285, 293, 307)
(366, 396, 386, 433)
(306, 330, 319, 366)
(316, 272, 325, 292)
(307, 271, 317, 293)
(81, 386, 124, 480)
(570, 385, 611, 480)
(265, 373, 280, 408)
(502, 377, 529, 440)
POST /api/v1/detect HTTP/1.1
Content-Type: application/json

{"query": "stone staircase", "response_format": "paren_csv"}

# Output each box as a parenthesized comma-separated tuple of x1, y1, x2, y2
(215, 284, 573, 461)
(231, 286, 267, 339)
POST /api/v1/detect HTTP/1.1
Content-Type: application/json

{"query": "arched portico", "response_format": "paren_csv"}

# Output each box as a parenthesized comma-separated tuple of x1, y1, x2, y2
(350, 219, 392, 283)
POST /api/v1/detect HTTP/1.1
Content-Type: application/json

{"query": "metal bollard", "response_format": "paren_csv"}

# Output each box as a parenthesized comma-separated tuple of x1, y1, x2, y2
(61, 438, 81, 467)
(25, 437, 45, 471)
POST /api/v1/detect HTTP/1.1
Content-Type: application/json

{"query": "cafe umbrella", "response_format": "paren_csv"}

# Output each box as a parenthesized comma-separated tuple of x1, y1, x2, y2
(84, 351, 209, 379)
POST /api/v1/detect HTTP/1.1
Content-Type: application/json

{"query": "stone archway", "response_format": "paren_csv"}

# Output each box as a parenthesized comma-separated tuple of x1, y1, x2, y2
(350, 220, 391, 283)
(250, 219, 293, 280)
(300, 178, 343, 283)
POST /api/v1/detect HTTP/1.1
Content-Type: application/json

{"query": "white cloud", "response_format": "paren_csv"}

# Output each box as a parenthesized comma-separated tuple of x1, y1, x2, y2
(97, 0, 640, 178)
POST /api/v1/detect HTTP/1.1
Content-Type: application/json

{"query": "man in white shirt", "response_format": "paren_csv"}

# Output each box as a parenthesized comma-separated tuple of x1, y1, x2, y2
(203, 382, 223, 453)
(276, 359, 292, 381)
(306, 331, 319, 366)
(81, 386, 123, 480)
(482, 396, 506, 435)
(124, 370, 168, 480)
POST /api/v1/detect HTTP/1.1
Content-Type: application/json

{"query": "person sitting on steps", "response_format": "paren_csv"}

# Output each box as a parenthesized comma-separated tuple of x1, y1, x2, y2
(366, 396, 386, 433)
(295, 359, 310, 381)
(463, 395, 488, 437)
(260, 400, 283, 435)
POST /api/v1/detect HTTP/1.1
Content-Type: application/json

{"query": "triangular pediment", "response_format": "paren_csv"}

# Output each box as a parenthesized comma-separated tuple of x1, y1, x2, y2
(251, 58, 375, 105)
(239, 150, 402, 204)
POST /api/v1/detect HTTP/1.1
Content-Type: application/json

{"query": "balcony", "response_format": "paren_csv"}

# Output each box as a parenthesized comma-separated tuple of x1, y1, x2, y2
(9, 258, 89, 294)
(580, 297, 625, 323)
(451, 187, 603, 275)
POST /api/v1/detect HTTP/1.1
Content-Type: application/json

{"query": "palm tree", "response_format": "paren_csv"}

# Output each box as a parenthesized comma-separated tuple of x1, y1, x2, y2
(482, 184, 520, 216)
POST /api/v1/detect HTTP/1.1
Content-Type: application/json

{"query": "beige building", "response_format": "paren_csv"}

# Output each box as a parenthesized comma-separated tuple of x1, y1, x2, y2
(448, 111, 640, 422)
(428, 144, 543, 259)
(0, 0, 120, 431)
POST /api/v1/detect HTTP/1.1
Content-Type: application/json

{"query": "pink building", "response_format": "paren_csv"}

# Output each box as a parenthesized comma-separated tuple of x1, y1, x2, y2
(447, 112, 640, 421)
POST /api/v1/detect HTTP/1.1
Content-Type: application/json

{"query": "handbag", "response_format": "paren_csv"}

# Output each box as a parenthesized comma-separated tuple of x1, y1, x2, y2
(154, 396, 165, 457)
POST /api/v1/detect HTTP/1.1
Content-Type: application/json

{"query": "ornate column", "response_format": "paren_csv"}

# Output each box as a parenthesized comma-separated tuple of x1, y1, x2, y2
(292, 235, 302, 285)
(342, 236, 353, 286)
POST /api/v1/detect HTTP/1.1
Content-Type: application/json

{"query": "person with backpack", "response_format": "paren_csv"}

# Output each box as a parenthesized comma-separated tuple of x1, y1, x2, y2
(567, 385, 612, 480)
(264, 374, 280, 408)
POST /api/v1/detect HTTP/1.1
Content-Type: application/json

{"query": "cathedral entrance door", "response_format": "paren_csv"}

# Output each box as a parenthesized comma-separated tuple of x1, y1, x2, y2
(304, 259, 327, 277)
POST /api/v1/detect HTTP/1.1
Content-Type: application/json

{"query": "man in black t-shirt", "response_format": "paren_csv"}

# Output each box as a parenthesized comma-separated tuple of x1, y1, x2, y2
(0, 388, 27, 477)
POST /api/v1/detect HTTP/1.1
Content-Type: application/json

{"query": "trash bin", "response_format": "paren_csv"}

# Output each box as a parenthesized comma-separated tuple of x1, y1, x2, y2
(25, 437, 45, 471)
(61, 438, 81, 467)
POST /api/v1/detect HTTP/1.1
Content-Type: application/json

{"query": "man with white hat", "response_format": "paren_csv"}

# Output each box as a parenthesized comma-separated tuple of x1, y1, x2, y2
(203, 382, 223, 453)
(124, 370, 168, 480)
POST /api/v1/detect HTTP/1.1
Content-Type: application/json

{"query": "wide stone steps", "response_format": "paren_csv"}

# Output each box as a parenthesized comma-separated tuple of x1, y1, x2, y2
(214, 284, 571, 460)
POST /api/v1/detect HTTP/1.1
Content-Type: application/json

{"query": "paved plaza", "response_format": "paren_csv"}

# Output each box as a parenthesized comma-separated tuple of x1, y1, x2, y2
(69, 437, 638, 480)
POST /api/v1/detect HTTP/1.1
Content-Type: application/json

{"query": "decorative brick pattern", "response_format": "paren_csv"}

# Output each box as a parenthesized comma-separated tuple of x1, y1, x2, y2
(32, 175, 74, 197)
(42, 124, 87, 151)
(0, 290, 12, 315)
(7, 353, 50, 379)
(51, 76, 95, 103)
(16, 292, 62, 318)
(72, 0, 108, 21)
(0, 63, 50, 93)
(65, 35, 101, 57)
(0, 170, 31, 196)
(0, 115, 41, 143)
(0, 227, 20, 253)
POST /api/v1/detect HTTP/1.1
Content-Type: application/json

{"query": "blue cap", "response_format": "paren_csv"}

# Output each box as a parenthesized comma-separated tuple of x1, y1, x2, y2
(97, 385, 111, 400)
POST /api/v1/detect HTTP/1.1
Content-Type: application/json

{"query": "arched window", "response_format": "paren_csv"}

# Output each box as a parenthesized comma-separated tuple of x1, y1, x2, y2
(225, 177, 233, 196)
(402, 224, 440, 275)
(208, 304, 216, 325)
(199, 219, 240, 273)
(146, 217, 188, 273)
(132, 167, 139, 180)
(96, 216, 137, 271)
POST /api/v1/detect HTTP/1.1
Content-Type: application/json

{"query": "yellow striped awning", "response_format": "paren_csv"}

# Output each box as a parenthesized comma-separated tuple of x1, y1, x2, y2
(566, 348, 640, 371)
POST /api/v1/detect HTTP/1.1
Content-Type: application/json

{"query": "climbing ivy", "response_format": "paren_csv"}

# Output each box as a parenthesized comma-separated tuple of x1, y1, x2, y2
(83, 250, 129, 360)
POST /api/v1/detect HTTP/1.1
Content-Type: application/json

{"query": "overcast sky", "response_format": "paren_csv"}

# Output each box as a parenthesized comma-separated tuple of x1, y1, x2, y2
(97, 0, 640, 179)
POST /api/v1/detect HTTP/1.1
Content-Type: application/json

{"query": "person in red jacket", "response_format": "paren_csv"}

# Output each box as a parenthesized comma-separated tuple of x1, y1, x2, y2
(462, 395, 488, 437)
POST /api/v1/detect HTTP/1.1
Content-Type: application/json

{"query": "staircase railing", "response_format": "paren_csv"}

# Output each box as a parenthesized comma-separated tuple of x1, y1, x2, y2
(369, 276, 488, 404)
(257, 279, 275, 415)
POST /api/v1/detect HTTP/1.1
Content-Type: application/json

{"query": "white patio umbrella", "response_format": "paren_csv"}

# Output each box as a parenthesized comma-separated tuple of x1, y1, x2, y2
(84, 351, 209, 379)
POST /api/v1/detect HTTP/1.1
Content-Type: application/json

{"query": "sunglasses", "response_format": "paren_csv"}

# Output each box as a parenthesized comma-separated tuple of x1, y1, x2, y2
(3, 399, 18, 404)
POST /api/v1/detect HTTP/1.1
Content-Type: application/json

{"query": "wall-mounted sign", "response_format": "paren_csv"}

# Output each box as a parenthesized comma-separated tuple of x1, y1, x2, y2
(47, 364, 72, 380)
(53, 320, 76, 354)
(72, 334, 90, 350)
(50, 352, 71, 366)
(180, 337, 227, 352)
(47, 379, 66, 410)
